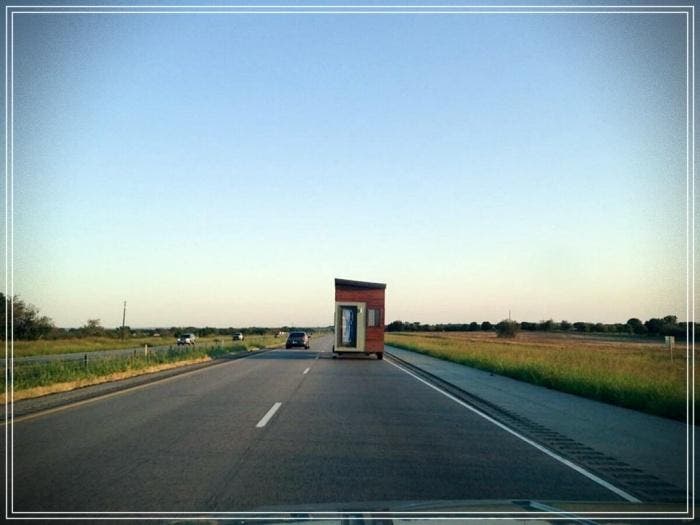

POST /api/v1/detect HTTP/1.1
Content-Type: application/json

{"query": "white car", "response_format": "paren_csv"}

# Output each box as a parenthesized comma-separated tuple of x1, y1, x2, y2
(176, 333, 196, 345)
(232, 332, 244, 341)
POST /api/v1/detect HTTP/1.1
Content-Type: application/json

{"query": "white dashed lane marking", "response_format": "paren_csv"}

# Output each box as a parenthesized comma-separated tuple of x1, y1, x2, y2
(255, 402, 282, 428)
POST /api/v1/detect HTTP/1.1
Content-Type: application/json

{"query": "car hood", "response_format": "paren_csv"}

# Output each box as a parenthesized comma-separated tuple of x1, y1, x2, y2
(164, 499, 684, 524)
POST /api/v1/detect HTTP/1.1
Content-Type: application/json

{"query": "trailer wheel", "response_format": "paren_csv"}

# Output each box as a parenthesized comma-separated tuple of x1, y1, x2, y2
(376, 352, 384, 360)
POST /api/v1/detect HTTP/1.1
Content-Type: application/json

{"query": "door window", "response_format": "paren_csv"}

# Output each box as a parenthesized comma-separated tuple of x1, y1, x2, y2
(340, 306, 358, 347)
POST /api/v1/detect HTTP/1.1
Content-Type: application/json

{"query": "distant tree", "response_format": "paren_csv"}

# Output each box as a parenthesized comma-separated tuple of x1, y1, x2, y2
(626, 318, 642, 331)
(496, 319, 520, 338)
(560, 320, 571, 331)
(468, 321, 479, 331)
(592, 323, 605, 333)
(386, 321, 405, 332)
(626, 318, 647, 335)
(1, 293, 55, 340)
(644, 318, 664, 335)
(674, 322, 699, 339)
(199, 326, 216, 337)
(113, 326, 131, 338)
(573, 322, 590, 332)
(481, 321, 493, 331)
(539, 319, 556, 331)
(81, 319, 105, 337)
(520, 321, 538, 331)
(660, 316, 681, 337)
(663, 315, 678, 326)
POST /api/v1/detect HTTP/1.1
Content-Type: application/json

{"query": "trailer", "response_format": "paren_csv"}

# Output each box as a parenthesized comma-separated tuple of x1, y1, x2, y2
(333, 278, 386, 359)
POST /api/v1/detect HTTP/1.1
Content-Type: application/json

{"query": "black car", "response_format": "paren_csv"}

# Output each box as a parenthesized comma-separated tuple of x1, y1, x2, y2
(286, 331, 310, 349)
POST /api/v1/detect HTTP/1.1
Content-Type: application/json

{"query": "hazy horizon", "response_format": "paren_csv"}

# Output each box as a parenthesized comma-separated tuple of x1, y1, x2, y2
(7, 4, 694, 328)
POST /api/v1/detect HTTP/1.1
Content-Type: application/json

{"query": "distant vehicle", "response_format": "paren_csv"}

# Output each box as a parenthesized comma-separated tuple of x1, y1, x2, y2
(232, 332, 244, 341)
(176, 333, 196, 345)
(286, 331, 310, 349)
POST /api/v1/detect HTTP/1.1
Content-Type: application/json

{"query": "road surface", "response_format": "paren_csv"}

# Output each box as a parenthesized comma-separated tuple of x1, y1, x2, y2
(10, 334, 630, 514)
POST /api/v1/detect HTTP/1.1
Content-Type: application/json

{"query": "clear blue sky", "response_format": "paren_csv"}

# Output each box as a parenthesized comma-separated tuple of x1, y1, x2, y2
(7, 3, 693, 327)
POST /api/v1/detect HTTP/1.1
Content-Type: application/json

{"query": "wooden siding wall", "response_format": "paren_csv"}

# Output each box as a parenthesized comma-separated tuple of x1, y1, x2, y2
(335, 286, 385, 352)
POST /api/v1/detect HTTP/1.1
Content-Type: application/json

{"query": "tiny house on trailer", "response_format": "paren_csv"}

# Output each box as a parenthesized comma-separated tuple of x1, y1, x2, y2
(333, 278, 386, 360)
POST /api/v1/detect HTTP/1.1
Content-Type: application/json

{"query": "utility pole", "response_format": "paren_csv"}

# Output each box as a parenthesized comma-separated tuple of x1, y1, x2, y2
(121, 301, 127, 340)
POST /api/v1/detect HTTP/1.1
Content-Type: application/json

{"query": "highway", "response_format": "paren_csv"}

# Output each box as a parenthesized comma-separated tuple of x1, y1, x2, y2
(10, 334, 632, 514)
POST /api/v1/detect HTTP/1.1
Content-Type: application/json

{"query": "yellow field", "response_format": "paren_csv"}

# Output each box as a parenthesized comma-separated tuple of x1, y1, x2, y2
(385, 331, 693, 421)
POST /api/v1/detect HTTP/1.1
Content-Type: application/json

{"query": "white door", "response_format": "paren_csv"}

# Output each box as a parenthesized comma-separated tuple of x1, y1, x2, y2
(335, 302, 366, 351)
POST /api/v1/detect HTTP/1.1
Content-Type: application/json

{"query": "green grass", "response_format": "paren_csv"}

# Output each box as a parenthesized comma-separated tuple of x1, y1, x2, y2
(8, 345, 224, 391)
(9, 334, 281, 358)
(4, 334, 283, 392)
(385, 332, 692, 421)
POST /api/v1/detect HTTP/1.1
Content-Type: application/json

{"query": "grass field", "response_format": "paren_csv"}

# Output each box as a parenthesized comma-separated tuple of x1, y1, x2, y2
(385, 331, 693, 421)
(3, 334, 285, 397)
(10, 334, 284, 358)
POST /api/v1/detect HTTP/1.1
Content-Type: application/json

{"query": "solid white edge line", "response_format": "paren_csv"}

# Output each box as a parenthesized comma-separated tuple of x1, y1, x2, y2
(303, 367, 310, 375)
(386, 358, 642, 504)
(255, 402, 282, 428)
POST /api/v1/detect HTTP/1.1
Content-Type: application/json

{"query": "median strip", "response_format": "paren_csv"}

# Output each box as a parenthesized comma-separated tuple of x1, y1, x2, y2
(256, 402, 282, 428)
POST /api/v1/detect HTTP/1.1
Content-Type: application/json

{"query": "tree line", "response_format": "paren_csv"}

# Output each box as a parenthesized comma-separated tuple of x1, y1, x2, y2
(3, 293, 694, 341)
(385, 316, 693, 338)
(386, 320, 494, 332)
(1, 294, 322, 341)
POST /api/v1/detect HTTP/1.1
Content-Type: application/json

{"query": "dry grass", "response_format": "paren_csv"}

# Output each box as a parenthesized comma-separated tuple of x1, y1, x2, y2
(385, 331, 693, 421)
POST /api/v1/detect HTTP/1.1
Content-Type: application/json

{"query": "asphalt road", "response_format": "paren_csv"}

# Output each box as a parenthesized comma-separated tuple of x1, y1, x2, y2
(11, 334, 624, 513)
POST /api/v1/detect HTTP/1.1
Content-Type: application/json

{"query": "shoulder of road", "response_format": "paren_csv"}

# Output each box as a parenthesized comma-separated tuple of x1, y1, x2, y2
(384, 345, 688, 495)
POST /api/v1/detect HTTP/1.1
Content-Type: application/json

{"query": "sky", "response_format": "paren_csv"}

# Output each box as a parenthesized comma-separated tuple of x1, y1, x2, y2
(5, 2, 695, 328)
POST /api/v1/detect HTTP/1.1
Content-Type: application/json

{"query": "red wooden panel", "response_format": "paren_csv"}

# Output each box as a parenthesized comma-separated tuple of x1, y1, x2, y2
(335, 284, 386, 352)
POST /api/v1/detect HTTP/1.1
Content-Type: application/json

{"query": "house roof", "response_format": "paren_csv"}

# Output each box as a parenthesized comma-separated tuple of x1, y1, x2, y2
(334, 278, 386, 290)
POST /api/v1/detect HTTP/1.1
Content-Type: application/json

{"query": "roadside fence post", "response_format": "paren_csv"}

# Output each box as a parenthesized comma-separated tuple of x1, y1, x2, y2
(84, 354, 88, 369)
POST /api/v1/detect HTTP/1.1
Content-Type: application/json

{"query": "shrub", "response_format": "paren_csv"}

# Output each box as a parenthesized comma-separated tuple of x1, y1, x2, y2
(496, 319, 520, 338)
